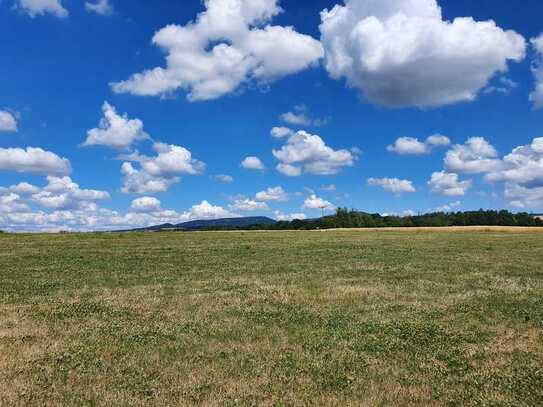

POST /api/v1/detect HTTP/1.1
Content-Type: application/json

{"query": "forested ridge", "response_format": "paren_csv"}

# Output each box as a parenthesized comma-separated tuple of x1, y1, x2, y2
(237, 209, 543, 231)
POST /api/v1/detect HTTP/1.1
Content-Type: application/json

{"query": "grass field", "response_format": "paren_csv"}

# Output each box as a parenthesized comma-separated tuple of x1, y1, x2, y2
(1, 229, 543, 406)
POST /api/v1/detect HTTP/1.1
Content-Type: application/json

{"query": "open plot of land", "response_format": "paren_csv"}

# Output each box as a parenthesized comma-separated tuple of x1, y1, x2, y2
(1, 229, 543, 406)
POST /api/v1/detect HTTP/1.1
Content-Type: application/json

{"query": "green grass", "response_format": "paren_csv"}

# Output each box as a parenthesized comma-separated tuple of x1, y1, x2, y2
(1, 230, 542, 406)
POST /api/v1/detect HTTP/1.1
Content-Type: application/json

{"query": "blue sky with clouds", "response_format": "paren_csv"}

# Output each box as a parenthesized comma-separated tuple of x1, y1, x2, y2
(1, 0, 543, 231)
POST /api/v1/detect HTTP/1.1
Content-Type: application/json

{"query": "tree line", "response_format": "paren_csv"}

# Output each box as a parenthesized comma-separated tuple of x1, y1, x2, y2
(243, 209, 543, 231)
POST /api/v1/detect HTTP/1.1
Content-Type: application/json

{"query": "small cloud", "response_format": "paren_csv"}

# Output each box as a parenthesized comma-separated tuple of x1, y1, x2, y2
(279, 105, 330, 127)
(368, 177, 416, 195)
(273, 130, 356, 176)
(483, 76, 519, 95)
(274, 211, 307, 221)
(131, 196, 161, 212)
(229, 199, 269, 212)
(255, 186, 288, 202)
(212, 174, 233, 183)
(83, 102, 148, 150)
(85, 0, 114, 15)
(302, 194, 335, 211)
(320, 184, 336, 192)
(431, 201, 462, 213)
(428, 171, 472, 197)
(270, 126, 294, 139)
(16, 0, 68, 18)
(0, 110, 18, 133)
(387, 134, 450, 155)
(241, 156, 265, 170)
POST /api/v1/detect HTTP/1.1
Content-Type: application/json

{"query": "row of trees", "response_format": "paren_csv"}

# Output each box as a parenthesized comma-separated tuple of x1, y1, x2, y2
(244, 209, 543, 231)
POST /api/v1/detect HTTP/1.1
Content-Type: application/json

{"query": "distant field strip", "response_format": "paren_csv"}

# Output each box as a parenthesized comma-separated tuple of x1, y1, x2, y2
(1, 231, 542, 406)
(321, 226, 543, 233)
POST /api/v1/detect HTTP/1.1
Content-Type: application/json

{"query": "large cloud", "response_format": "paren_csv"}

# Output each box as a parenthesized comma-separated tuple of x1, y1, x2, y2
(111, 0, 323, 102)
(0, 196, 236, 232)
(17, 0, 68, 18)
(444, 137, 503, 174)
(83, 102, 148, 149)
(0, 193, 29, 213)
(485, 138, 543, 187)
(3, 182, 41, 195)
(319, 0, 526, 108)
(273, 130, 356, 176)
(31, 176, 110, 210)
(483, 138, 543, 208)
(504, 184, 543, 209)
(0, 147, 71, 176)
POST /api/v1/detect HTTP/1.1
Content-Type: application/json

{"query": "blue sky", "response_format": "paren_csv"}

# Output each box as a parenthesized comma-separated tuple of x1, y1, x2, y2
(1, 0, 543, 231)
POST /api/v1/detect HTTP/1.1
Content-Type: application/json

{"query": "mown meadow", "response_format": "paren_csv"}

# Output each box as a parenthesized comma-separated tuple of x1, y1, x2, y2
(1, 230, 542, 406)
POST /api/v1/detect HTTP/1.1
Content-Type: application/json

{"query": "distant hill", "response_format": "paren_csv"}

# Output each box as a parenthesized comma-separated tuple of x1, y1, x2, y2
(119, 216, 276, 232)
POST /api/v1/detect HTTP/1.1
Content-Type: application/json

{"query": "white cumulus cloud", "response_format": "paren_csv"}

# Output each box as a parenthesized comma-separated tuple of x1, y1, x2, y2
(0, 193, 29, 213)
(428, 171, 472, 196)
(432, 201, 461, 213)
(483, 137, 543, 209)
(302, 194, 335, 211)
(121, 143, 205, 194)
(273, 130, 356, 176)
(279, 105, 330, 127)
(0, 147, 71, 176)
(270, 126, 294, 139)
(319, 0, 526, 108)
(229, 198, 269, 212)
(131, 196, 162, 212)
(186, 200, 235, 220)
(121, 162, 178, 195)
(17, 0, 68, 18)
(0, 111, 18, 132)
(387, 134, 450, 155)
(485, 138, 543, 188)
(0, 194, 236, 232)
(274, 211, 307, 221)
(83, 102, 148, 149)
(505, 184, 543, 209)
(255, 186, 288, 202)
(241, 156, 265, 170)
(85, 0, 113, 15)
(7, 182, 41, 195)
(444, 137, 503, 174)
(212, 174, 234, 183)
(31, 176, 110, 210)
(111, 0, 323, 102)
(367, 177, 416, 194)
